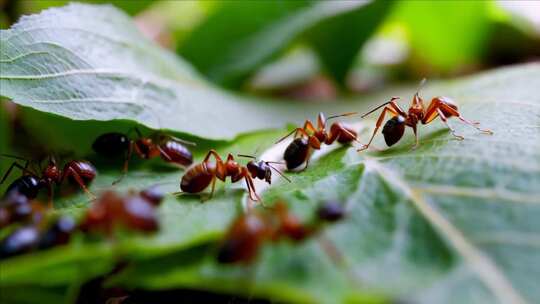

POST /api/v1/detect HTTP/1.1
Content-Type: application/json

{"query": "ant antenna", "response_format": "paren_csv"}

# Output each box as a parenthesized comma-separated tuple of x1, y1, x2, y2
(327, 112, 358, 121)
(167, 135, 197, 146)
(266, 163, 291, 183)
(237, 154, 257, 159)
(415, 78, 427, 96)
(0, 154, 28, 161)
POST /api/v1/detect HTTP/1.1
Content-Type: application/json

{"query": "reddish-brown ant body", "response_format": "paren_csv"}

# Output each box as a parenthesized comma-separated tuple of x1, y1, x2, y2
(180, 150, 287, 202)
(0, 155, 96, 207)
(276, 112, 358, 170)
(358, 79, 493, 151)
(79, 188, 164, 235)
(92, 129, 194, 183)
(217, 201, 345, 264)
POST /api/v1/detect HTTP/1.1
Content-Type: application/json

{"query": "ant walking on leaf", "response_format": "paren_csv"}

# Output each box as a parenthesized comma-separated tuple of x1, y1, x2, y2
(357, 79, 493, 151)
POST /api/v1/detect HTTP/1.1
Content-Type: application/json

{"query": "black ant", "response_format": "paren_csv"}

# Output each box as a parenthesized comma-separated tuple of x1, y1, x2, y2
(357, 79, 493, 151)
(217, 201, 345, 264)
(276, 112, 359, 171)
(0, 213, 76, 259)
(92, 129, 194, 183)
(179, 150, 288, 202)
(0, 154, 96, 207)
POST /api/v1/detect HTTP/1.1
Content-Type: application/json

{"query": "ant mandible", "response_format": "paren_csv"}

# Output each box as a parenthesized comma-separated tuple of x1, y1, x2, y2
(217, 201, 345, 264)
(92, 128, 194, 183)
(0, 154, 96, 207)
(276, 112, 359, 171)
(357, 79, 493, 151)
(180, 150, 288, 202)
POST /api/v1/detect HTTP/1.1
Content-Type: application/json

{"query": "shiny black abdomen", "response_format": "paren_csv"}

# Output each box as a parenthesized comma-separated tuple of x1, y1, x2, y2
(92, 132, 130, 157)
(382, 116, 406, 147)
(284, 138, 309, 170)
(5, 176, 41, 199)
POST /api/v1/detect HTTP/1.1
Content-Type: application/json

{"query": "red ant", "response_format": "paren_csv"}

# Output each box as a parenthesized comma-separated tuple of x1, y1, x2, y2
(217, 201, 345, 264)
(357, 79, 493, 151)
(276, 112, 359, 170)
(79, 187, 164, 235)
(92, 129, 194, 183)
(179, 150, 288, 202)
(0, 154, 96, 207)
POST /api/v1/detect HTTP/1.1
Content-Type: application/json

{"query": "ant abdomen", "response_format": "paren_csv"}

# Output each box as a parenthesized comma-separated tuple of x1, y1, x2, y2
(284, 137, 310, 170)
(92, 132, 130, 157)
(0, 226, 40, 259)
(382, 116, 406, 146)
(6, 176, 41, 200)
(217, 213, 269, 264)
(180, 163, 214, 193)
(159, 139, 193, 166)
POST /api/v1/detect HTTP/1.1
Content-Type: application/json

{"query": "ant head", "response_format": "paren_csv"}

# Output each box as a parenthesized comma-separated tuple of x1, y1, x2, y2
(382, 115, 406, 147)
(238, 154, 291, 184)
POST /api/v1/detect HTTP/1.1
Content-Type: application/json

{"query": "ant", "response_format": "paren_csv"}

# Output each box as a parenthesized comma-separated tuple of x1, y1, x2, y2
(0, 154, 96, 207)
(357, 79, 493, 151)
(276, 112, 359, 171)
(79, 187, 164, 235)
(180, 150, 288, 202)
(92, 129, 194, 183)
(217, 200, 345, 264)
(0, 216, 75, 259)
(0, 190, 45, 229)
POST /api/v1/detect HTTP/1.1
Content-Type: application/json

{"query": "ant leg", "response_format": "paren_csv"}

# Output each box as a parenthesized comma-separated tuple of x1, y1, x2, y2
(245, 175, 262, 203)
(411, 126, 420, 150)
(437, 109, 464, 140)
(47, 184, 54, 209)
(361, 97, 404, 118)
(357, 107, 398, 152)
(157, 146, 172, 161)
(0, 161, 33, 184)
(62, 168, 96, 200)
(113, 141, 134, 185)
(275, 127, 311, 144)
(202, 149, 223, 163)
(439, 103, 493, 134)
(206, 176, 217, 202)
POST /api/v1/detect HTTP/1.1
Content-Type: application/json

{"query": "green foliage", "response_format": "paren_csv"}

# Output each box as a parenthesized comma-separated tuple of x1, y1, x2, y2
(179, 0, 389, 88)
(1, 3, 539, 304)
(390, 1, 492, 73)
(305, 0, 393, 84)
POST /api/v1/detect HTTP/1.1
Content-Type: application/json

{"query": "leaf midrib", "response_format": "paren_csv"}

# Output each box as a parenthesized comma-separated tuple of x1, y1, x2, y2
(362, 158, 527, 304)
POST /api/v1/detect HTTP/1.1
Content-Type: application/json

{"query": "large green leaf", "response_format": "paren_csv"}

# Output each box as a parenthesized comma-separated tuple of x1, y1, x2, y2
(0, 3, 326, 140)
(110, 64, 540, 303)
(2, 63, 539, 304)
(179, 0, 385, 88)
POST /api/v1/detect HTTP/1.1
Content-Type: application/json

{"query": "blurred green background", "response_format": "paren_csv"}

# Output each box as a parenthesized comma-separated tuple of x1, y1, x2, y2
(1, 0, 538, 100)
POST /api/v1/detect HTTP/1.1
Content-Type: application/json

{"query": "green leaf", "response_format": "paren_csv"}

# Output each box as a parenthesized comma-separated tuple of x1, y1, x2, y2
(390, 0, 492, 73)
(0, 3, 322, 140)
(179, 0, 383, 87)
(304, 0, 393, 84)
(110, 64, 540, 303)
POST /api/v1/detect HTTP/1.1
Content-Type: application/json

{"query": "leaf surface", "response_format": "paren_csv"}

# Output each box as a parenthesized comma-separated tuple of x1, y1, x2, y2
(0, 3, 326, 140)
